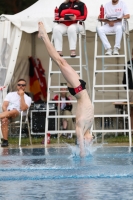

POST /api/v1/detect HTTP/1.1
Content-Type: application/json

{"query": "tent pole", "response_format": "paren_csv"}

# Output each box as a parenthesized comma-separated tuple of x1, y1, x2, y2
(3, 27, 22, 98)
(31, 33, 36, 57)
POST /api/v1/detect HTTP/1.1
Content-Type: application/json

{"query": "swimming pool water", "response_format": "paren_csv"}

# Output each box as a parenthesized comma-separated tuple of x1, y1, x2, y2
(0, 146, 133, 200)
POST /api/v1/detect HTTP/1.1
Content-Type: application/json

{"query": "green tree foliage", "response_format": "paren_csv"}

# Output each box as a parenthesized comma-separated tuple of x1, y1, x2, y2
(0, 0, 38, 15)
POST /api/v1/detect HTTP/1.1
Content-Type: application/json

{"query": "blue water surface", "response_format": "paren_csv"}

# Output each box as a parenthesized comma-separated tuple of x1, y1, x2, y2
(0, 146, 133, 200)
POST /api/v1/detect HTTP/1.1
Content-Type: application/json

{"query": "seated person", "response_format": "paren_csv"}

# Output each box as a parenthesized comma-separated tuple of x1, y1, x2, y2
(97, 0, 130, 55)
(53, 85, 75, 138)
(53, 0, 87, 57)
(0, 79, 32, 147)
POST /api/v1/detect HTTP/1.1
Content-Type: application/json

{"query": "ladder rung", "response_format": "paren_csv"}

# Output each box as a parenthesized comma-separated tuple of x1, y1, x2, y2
(46, 130, 76, 133)
(92, 129, 130, 133)
(62, 56, 80, 59)
(96, 89, 126, 92)
(96, 55, 125, 58)
(95, 70, 126, 73)
(104, 64, 130, 67)
(50, 71, 81, 74)
(50, 90, 69, 93)
(94, 114, 129, 117)
(71, 65, 86, 67)
(49, 86, 68, 89)
(47, 115, 76, 118)
(48, 100, 77, 103)
(94, 84, 127, 88)
(93, 99, 128, 103)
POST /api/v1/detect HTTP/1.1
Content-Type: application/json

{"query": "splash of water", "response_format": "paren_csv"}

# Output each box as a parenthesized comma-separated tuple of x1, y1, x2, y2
(64, 137, 103, 159)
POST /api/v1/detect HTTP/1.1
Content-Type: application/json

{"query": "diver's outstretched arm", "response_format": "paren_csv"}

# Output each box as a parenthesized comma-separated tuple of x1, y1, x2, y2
(38, 22, 80, 88)
(76, 125, 85, 157)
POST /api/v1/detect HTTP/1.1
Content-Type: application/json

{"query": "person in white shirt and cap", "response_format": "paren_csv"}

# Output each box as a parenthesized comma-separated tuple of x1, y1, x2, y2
(97, 0, 130, 55)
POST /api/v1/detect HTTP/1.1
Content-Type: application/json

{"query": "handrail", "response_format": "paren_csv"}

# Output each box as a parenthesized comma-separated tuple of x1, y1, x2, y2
(77, 20, 86, 35)
(122, 19, 129, 35)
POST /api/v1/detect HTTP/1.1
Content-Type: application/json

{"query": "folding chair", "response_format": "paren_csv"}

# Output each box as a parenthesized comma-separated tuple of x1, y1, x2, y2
(9, 109, 32, 146)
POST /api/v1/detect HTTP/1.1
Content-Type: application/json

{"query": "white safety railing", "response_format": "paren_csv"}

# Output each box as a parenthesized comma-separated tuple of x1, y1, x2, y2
(44, 21, 91, 147)
(92, 19, 132, 147)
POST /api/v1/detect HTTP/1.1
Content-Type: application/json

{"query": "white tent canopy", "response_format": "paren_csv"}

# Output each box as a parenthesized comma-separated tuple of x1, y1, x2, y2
(1, 0, 133, 33)
(0, 0, 133, 114)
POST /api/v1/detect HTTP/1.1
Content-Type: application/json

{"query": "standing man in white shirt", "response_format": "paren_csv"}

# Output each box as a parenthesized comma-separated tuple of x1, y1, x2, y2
(97, 0, 130, 55)
(0, 79, 32, 147)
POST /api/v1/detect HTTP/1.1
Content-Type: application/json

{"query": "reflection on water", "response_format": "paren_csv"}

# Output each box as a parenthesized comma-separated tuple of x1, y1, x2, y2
(0, 146, 133, 200)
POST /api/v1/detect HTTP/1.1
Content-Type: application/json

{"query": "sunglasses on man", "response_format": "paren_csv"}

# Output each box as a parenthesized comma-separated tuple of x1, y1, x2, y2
(17, 84, 26, 87)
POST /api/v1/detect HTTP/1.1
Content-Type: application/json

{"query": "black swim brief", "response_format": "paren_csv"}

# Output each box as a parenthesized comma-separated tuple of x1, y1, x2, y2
(68, 79, 86, 96)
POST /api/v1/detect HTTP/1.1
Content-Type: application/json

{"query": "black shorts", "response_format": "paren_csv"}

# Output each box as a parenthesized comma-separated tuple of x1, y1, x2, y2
(68, 79, 86, 96)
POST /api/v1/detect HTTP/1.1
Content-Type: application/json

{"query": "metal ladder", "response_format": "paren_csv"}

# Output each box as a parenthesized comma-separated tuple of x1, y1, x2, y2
(44, 21, 90, 147)
(92, 19, 132, 147)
